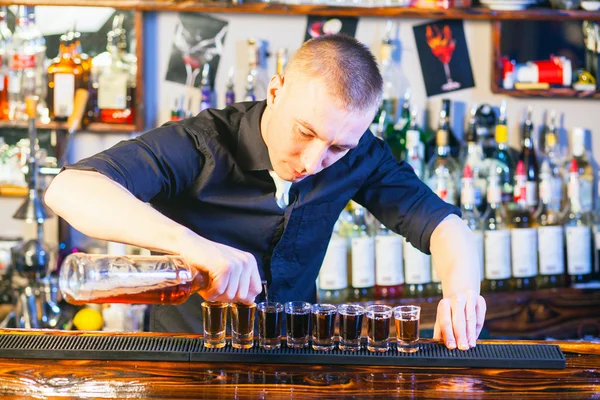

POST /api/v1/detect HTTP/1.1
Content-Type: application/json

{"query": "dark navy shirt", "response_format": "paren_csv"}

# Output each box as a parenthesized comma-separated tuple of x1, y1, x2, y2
(66, 101, 460, 333)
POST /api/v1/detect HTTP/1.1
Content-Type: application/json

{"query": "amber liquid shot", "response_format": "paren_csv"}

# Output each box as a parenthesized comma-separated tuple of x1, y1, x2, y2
(366, 305, 392, 353)
(230, 303, 256, 349)
(258, 302, 283, 350)
(338, 304, 365, 352)
(311, 304, 337, 351)
(394, 305, 421, 353)
(201, 302, 229, 349)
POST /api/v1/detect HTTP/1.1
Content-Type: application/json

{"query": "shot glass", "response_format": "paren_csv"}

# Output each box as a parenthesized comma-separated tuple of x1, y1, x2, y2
(337, 304, 365, 352)
(230, 302, 256, 349)
(201, 301, 229, 349)
(257, 301, 283, 350)
(394, 305, 421, 353)
(311, 304, 337, 351)
(365, 304, 392, 353)
(284, 301, 311, 349)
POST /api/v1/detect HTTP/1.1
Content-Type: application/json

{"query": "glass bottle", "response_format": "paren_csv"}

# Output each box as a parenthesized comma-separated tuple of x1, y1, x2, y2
(59, 253, 210, 305)
(510, 160, 538, 291)
(404, 108, 424, 180)
(243, 71, 256, 102)
(426, 98, 461, 161)
(47, 34, 85, 121)
(519, 106, 539, 214)
(536, 160, 565, 289)
(460, 165, 485, 289)
(225, 66, 235, 107)
(565, 127, 593, 217)
(565, 159, 593, 284)
(374, 222, 404, 300)
(0, 7, 10, 120)
(275, 48, 288, 76)
(492, 100, 515, 205)
(349, 204, 375, 301)
(482, 167, 511, 292)
(542, 110, 565, 213)
(8, 6, 37, 121)
(461, 104, 487, 213)
(317, 219, 349, 303)
(199, 63, 212, 112)
(26, 6, 47, 116)
(403, 238, 431, 298)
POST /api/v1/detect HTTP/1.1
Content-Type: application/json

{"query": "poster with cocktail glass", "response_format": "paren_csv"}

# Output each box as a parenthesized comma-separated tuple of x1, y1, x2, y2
(413, 20, 475, 97)
(165, 13, 228, 89)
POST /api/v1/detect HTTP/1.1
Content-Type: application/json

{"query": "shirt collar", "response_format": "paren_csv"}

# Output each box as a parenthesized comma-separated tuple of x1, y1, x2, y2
(236, 100, 273, 171)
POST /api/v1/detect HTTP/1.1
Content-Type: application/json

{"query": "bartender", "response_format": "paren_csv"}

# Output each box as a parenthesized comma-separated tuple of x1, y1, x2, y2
(45, 34, 486, 351)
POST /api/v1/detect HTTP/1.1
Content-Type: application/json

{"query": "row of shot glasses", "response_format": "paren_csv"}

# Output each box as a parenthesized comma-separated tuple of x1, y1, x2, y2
(201, 301, 421, 353)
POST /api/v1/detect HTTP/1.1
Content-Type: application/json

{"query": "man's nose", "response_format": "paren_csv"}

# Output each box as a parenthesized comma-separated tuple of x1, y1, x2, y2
(302, 142, 328, 175)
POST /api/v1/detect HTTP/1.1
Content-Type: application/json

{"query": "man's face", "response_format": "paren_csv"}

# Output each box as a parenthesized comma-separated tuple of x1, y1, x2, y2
(262, 74, 376, 182)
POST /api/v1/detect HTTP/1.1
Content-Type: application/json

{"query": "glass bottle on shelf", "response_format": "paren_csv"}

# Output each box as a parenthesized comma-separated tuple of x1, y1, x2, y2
(535, 160, 565, 289)
(403, 237, 431, 298)
(8, 6, 37, 121)
(374, 222, 404, 300)
(349, 203, 375, 301)
(461, 104, 487, 213)
(492, 100, 515, 205)
(59, 253, 210, 305)
(26, 6, 47, 117)
(317, 219, 349, 303)
(47, 34, 85, 121)
(565, 127, 593, 217)
(404, 108, 424, 180)
(519, 106, 539, 214)
(510, 160, 538, 291)
(565, 159, 593, 285)
(0, 7, 11, 120)
(426, 98, 461, 161)
(460, 165, 484, 288)
(225, 66, 235, 107)
(482, 167, 511, 293)
(199, 63, 212, 112)
(91, 14, 136, 125)
(542, 110, 565, 212)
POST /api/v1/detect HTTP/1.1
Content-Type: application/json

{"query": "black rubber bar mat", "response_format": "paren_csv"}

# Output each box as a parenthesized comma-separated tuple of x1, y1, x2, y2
(0, 334, 566, 369)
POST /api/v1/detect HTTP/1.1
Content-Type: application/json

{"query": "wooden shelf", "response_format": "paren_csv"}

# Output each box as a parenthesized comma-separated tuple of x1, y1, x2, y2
(492, 87, 600, 99)
(0, 1, 598, 20)
(0, 121, 137, 133)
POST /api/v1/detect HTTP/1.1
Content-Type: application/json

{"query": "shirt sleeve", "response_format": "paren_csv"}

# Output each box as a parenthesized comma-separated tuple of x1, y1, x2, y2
(353, 143, 461, 255)
(63, 123, 205, 203)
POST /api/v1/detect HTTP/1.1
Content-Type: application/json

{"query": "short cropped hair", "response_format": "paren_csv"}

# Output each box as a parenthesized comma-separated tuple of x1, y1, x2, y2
(285, 34, 383, 113)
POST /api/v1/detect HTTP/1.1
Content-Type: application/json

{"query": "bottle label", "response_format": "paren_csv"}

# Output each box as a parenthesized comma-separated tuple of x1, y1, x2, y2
(98, 71, 128, 110)
(566, 226, 592, 275)
(596, 231, 600, 251)
(511, 228, 538, 278)
(318, 237, 348, 290)
(484, 230, 511, 280)
(580, 179, 593, 212)
(473, 230, 484, 281)
(351, 236, 375, 288)
(11, 54, 35, 70)
(551, 177, 563, 206)
(537, 226, 565, 275)
(526, 181, 538, 207)
(375, 234, 404, 286)
(403, 238, 431, 284)
(53, 73, 75, 117)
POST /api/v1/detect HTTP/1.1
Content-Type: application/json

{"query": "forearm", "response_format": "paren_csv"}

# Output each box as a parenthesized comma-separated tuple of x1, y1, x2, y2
(45, 169, 192, 255)
(430, 214, 481, 297)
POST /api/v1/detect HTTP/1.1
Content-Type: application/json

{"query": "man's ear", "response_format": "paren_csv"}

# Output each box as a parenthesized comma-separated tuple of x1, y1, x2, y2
(266, 74, 284, 108)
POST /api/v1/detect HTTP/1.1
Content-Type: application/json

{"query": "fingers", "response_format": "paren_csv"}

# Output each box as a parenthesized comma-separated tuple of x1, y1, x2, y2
(437, 298, 456, 349)
(466, 294, 477, 348)
(200, 250, 261, 304)
(451, 294, 469, 351)
(476, 296, 487, 339)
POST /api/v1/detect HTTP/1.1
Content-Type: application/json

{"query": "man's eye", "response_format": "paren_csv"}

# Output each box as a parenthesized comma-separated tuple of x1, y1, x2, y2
(298, 129, 312, 138)
(331, 146, 346, 153)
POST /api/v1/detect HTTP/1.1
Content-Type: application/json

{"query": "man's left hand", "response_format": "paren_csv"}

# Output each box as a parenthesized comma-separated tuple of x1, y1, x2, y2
(433, 290, 486, 350)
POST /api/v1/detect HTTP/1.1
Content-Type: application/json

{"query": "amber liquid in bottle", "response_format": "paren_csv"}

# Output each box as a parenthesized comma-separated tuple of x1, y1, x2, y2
(47, 34, 85, 121)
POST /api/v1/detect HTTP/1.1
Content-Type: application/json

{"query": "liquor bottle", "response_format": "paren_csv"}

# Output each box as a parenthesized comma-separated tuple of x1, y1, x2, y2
(70, 29, 91, 72)
(0, 7, 11, 120)
(199, 64, 212, 112)
(565, 127, 594, 216)
(276, 48, 288, 76)
(519, 106, 539, 213)
(460, 165, 485, 288)
(474, 103, 498, 158)
(59, 253, 210, 305)
(426, 99, 461, 161)
(510, 160, 538, 291)
(91, 15, 136, 124)
(542, 110, 565, 213)
(243, 71, 256, 102)
(565, 159, 593, 284)
(425, 99, 461, 205)
(461, 104, 487, 212)
(374, 223, 404, 299)
(26, 6, 47, 116)
(225, 67, 235, 107)
(8, 6, 37, 121)
(593, 171, 600, 280)
(349, 204, 376, 301)
(482, 167, 511, 292)
(170, 95, 184, 121)
(69, 29, 92, 125)
(47, 34, 85, 121)
(536, 160, 565, 289)
(403, 238, 431, 298)
(492, 100, 515, 205)
(317, 220, 349, 303)
(404, 108, 424, 180)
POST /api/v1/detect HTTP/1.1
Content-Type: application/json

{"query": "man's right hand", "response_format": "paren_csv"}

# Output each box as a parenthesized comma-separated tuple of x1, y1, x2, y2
(176, 229, 263, 304)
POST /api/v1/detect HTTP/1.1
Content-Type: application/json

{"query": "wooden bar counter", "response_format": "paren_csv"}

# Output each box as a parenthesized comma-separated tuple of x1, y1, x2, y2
(0, 329, 598, 399)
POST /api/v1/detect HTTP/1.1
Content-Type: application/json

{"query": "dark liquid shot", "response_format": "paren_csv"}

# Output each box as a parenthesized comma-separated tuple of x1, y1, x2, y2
(259, 306, 282, 339)
(232, 304, 255, 335)
(367, 316, 390, 342)
(341, 314, 363, 341)
(312, 313, 335, 340)
(397, 318, 419, 342)
(286, 313, 310, 339)
(204, 305, 227, 334)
